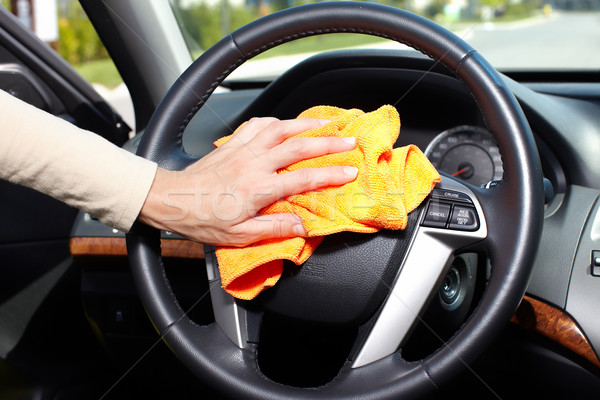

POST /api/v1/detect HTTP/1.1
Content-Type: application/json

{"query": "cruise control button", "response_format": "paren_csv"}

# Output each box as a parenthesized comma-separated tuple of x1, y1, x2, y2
(448, 206, 478, 231)
(431, 189, 473, 204)
(422, 202, 451, 228)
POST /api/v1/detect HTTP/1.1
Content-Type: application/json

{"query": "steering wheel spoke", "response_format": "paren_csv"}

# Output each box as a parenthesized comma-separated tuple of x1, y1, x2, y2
(352, 176, 487, 368)
(205, 246, 249, 349)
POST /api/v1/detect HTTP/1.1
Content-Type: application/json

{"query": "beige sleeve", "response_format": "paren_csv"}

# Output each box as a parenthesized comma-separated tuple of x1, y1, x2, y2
(0, 89, 157, 232)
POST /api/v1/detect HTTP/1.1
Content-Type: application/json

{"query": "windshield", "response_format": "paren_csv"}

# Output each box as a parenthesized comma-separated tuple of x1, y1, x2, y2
(171, 0, 599, 79)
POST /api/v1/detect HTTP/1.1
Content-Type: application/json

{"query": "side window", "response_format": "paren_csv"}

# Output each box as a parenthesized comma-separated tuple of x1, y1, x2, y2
(1, 0, 133, 129)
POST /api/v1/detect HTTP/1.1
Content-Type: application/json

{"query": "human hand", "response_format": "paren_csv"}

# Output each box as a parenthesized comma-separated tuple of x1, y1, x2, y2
(138, 117, 357, 246)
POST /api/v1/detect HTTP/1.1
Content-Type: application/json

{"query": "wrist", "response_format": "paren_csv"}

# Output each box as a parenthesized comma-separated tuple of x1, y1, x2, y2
(138, 167, 182, 231)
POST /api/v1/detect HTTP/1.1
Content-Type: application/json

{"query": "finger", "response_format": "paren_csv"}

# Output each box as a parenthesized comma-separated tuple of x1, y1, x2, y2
(228, 213, 307, 246)
(226, 117, 280, 146)
(281, 165, 359, 196)
(253, 165, 359, 209)
(267, 136, 355, 169)
(248, 118, 330, 150)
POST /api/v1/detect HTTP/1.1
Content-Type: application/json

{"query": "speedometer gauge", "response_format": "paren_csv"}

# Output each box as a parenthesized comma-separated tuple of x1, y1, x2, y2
(424, 125, 503, 186)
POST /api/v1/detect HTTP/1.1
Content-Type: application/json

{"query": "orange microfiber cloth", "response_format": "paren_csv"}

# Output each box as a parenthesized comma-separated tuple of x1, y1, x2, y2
(214, 105, 440, 300)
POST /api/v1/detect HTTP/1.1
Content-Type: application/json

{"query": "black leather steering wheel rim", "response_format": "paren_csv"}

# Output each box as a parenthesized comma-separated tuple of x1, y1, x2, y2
(126, 2, 544, 398)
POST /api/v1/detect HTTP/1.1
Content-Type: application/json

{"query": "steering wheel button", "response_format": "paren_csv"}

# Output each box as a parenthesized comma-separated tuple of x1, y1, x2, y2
(422, 202, 451, 228)
(448, 205, 479, 231)
(431, 189, 473, 204)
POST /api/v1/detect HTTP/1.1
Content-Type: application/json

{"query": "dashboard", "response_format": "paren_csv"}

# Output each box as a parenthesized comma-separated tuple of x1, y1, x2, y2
(75, 49, 600, 392)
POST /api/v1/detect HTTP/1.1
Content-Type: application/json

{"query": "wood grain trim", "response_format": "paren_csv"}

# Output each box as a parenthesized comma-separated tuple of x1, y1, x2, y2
(511, 295, 600, 368)
(69, 237, 205, 259)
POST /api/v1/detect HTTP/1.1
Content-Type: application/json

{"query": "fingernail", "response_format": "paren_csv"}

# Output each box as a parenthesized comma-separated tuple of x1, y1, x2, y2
(317, 119, 331, 126)
(342, 136, 356, 146)
(344, 166, 359, 178)
(293, 223, 307, 236)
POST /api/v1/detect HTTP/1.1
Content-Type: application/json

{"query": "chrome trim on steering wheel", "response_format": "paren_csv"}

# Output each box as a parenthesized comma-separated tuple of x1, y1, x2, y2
(205, 249, 248, 349)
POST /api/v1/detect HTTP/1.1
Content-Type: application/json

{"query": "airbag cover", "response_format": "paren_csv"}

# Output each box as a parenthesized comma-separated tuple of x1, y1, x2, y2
(257, 211, 419, 326)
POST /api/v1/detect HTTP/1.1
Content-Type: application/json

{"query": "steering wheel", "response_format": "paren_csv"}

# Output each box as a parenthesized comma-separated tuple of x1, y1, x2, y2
(127, 2, 544, 398)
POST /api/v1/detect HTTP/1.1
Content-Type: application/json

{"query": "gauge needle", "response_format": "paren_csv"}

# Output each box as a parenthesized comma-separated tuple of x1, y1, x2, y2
(452, 164, 474, 177)
(452, 168, 467, 177)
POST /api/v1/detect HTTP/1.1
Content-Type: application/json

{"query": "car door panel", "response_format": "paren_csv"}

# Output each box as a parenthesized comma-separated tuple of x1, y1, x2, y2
(0, 6, 128, 374)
